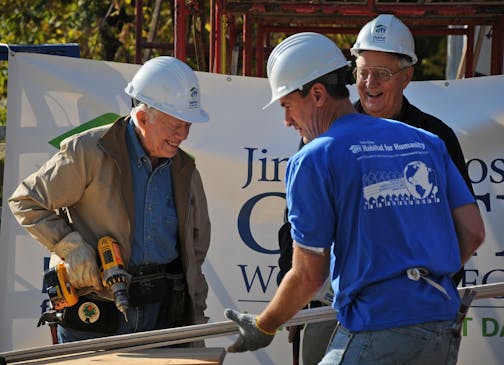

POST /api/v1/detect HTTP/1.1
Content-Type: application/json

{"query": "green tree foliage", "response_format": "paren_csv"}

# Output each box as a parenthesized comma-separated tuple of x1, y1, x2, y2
(414, 36, 447, 81)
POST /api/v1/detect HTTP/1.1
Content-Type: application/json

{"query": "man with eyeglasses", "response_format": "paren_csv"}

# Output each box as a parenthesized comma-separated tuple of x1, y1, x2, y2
(351, 15, 474, 219)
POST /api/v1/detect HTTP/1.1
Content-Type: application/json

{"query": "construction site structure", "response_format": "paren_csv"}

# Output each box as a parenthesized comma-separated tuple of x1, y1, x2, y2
(134, 0, 504, 78)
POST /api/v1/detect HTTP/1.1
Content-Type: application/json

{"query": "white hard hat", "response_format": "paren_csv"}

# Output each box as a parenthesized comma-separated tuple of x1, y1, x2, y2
(264, 32, 351, 109)
(350, 14, 418, 65)
(125, 56, 209, 123)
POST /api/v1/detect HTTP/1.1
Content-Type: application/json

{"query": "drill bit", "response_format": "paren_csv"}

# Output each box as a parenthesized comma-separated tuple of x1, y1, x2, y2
(113, 287, 129, 322)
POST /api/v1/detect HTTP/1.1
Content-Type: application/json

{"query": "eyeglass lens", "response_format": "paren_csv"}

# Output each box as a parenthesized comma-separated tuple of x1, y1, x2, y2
(355, 67, 393, 82)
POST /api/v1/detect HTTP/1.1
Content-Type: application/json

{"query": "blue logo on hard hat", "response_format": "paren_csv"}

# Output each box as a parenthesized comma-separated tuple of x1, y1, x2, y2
(372, 24, 387, 43)
(189, 86, 199, 109)
(375, 24, 387, 34)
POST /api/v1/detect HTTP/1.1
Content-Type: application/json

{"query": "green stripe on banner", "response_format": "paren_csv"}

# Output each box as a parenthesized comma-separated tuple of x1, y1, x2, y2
(48, 113, 120, 149)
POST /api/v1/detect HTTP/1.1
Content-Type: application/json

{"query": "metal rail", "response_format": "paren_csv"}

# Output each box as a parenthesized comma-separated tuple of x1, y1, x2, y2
(1, 282, 503, 364)
(465, 281, 504, 299)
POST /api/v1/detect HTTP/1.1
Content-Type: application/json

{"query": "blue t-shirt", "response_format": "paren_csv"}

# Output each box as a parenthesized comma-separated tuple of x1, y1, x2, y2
(286, 113, 474, 331)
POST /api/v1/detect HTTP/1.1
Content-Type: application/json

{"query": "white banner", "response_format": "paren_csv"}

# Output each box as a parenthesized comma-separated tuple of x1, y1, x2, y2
(1, 53, 503, 364)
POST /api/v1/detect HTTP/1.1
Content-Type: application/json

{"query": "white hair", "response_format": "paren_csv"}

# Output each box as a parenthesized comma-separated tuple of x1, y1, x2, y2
(398, 56, 414, 69)
(130, 103, 160, 127)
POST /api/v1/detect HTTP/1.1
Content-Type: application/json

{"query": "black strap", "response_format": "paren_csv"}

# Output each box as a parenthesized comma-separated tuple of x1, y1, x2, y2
(129, 258, 183, 277)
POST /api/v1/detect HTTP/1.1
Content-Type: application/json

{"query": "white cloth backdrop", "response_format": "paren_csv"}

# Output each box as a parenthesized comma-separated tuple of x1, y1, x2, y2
(1, 53, 503, 364)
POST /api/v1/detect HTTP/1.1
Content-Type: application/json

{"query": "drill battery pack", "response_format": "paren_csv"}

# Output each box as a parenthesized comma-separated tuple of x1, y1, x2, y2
(44, 263, 78, 310)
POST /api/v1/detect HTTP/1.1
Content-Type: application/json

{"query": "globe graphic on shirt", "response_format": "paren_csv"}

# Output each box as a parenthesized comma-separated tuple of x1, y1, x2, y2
(404, 161, 435, 199)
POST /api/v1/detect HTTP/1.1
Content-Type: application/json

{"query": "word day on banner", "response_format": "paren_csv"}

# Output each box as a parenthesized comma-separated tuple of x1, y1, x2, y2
(1, 53, 503, 364)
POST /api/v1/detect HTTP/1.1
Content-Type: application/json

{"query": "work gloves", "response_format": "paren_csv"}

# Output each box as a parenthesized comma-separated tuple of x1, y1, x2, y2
(224, 309, 275, 352)
(54, 231, 102, 291)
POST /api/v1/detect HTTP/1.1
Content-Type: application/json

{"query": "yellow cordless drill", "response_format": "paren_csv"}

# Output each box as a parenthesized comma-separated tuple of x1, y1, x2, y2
(97, 236, 130, 321)
(43, 235, 130, 322)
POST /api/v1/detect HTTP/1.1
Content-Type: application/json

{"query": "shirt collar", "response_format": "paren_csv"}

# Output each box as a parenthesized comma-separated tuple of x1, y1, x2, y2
(126, 120, 149, 166)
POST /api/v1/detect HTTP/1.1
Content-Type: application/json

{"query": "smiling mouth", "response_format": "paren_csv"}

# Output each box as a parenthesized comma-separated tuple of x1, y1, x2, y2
(367, 91, 383, 98)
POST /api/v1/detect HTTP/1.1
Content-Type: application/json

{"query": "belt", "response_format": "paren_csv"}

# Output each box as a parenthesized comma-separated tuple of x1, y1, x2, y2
(128, 263, 186, 307)
(129, 258, 183, 277)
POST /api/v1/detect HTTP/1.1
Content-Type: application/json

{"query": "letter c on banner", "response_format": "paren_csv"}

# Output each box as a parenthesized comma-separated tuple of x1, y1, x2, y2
(238, 192, 285, 254)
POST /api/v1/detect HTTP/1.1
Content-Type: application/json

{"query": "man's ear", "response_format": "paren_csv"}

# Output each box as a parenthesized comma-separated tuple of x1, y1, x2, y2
(311, 83, 326, 105)
(136, 110, 147, 126)
(402, 66, 414, 89)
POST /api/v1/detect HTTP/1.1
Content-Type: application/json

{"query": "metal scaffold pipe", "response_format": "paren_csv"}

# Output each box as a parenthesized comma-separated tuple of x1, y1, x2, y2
(1, 282, 503, 364)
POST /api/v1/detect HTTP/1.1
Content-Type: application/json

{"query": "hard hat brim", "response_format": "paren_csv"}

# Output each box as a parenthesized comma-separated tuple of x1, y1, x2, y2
(156, 104, 210, 123)
(351, 46, 417, 65)
(263, 98, 277, 110)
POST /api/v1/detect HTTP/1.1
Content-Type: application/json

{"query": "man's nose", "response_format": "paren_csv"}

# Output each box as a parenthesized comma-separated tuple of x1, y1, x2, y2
(284, 113, 294, 127)
(175, 127, 190, 140)
(366, 72, 381, 86)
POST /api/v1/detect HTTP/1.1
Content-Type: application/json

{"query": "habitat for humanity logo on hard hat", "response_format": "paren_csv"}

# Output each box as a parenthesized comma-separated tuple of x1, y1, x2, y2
(188, 86, 200, 109)
(372, 23, 387, 44)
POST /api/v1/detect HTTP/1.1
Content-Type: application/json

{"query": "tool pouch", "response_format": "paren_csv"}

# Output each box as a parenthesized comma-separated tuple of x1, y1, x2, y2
(129, 272, 188, 326)
(163, 272, 188, 326)
(60, 295, 120, 334)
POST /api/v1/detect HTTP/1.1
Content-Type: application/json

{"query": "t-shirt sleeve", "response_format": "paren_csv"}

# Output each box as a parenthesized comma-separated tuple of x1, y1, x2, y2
(286, 153, 335, 249)
(442, 139, 475, 209)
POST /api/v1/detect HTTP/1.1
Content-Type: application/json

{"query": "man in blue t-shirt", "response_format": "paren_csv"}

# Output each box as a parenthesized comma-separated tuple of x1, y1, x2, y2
(225, 32, 485, 365)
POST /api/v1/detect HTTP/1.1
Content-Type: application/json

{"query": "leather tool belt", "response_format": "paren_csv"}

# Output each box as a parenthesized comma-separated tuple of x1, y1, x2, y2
(128, 259, 188, 326)
(48, 260, 187, 334)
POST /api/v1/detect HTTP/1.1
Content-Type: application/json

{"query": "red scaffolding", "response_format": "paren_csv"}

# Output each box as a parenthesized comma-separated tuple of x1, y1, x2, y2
(135, 0, 504, 78)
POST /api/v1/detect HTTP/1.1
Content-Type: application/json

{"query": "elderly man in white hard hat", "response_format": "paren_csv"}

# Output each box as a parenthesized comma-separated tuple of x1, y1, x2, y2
(351, 15, 474, 231)
(224, 32, 484, 365)
(9, 57, 211, 344)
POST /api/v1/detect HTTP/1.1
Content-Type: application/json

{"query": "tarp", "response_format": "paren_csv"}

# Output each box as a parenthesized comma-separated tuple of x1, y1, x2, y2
(1, 53, 503, 364)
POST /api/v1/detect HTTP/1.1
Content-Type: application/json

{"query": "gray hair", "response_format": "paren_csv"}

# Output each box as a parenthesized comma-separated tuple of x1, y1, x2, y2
(397, 54, 414, 68)
(130, 103, 160, 127)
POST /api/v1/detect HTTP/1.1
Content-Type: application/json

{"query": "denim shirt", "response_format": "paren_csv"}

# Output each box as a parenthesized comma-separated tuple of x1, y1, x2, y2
(125, 121, 178, 266)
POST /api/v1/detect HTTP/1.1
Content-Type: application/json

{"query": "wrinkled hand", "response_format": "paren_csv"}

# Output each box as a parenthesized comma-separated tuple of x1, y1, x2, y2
(225, 309, 275, 353)
(54, 232, 102, 291)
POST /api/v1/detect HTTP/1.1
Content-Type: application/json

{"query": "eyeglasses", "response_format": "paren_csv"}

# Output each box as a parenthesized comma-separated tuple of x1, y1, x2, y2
(353, 66, 409, 82)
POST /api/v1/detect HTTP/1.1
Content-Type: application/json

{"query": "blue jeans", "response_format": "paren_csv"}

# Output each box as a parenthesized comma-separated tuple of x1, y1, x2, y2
(303, 319, 339, 365)
(58, 302, 164, 342)
(318, 320, 460, 365)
